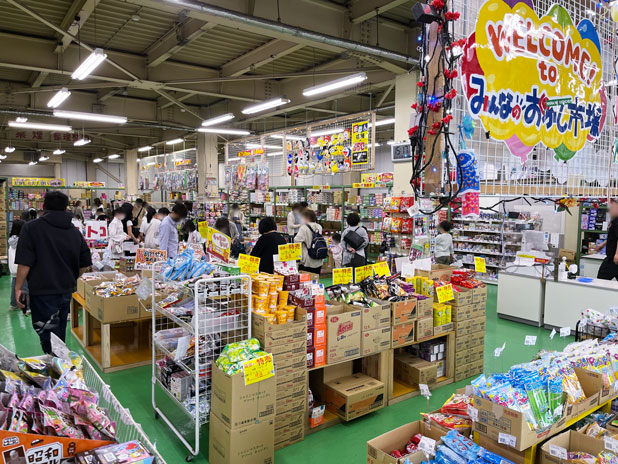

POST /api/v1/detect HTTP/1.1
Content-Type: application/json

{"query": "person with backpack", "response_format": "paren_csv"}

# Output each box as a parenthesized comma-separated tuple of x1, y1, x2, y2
(342, 212, 369, 268)
(294, 208, 327, 274)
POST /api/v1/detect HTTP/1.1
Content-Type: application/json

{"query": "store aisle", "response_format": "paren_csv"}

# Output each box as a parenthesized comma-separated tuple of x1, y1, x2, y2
(0, 279, 570, 463)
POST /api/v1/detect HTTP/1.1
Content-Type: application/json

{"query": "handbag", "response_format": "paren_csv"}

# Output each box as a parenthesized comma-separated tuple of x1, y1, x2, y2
(343, 227, 365, 250)
(346, 253, 366, 268)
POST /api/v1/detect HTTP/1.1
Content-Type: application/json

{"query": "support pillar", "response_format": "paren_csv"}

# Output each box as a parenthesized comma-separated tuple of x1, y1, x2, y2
(197, 133, 218, 197)
(124, 149, 138, 196)
(393, 72, 418, 194)
(54, 163, 61, 179)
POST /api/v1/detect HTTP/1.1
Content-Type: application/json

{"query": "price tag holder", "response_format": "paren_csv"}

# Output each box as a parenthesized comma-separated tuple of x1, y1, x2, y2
(333, 268, 354, 285)
(418, 436, 436, 456)
(550, 328, 556, 340)
(560, 327, 571, 337)
(524, 335, 537, 346)
(242, 354, 275, 386)
(474, 256, 487, 273)
(494, 342, 506, 358)
(549, 445, 568, 459)
(606, 437, 618, 453)
(373, 261, 391, 277)
(467, 405, 479, 422)
(278, 243, 302, 261)
(238, 254, 260, 275)
(420, 384, 432, 398)
(498, 433, 517, 448)
(436, 284, 454, 303)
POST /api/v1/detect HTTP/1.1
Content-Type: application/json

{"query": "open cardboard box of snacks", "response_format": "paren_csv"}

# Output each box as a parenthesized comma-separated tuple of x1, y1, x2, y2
(415, 264, 454, 282)
(541, 430, 610, 464)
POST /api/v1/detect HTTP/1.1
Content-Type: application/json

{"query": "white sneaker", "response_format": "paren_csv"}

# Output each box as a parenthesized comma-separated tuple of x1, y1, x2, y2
(9, 306, 18, 311)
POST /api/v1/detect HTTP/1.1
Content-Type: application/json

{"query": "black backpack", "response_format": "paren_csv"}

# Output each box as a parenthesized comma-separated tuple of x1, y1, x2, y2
(306, 225, 328, 260)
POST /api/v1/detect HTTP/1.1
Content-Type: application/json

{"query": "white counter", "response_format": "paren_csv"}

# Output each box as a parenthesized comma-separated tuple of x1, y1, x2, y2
(497, 271, 545, 326)
(581, 253, 605, 278)
(544, 276, 618, 331)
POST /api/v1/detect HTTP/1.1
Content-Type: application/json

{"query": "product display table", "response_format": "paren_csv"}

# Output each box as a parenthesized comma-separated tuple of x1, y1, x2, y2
(496, 266, 545, 326)
(544, 277, 618, 332)
(70, 293, 151, 373)
(580, 253, 605, 278)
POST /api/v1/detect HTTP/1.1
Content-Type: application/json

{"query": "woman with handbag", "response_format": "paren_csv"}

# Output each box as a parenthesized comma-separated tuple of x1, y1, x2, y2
(342, 213, 369, 268)
(294, 209, 324, 274)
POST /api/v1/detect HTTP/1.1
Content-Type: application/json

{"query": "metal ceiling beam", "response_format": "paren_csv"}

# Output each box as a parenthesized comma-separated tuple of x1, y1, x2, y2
(159, 91, 195, 110)
(55, 0, 101, 52)
(155, 89, 202, 119)
(221, 39, 303, 77)
(30, 72, 48, 88)
(349, 0, 410, 24)
(348, 51, 409, 74)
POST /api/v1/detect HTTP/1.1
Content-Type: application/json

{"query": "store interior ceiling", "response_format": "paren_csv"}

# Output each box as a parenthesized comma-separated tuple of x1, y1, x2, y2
(0, 0, 420, 163)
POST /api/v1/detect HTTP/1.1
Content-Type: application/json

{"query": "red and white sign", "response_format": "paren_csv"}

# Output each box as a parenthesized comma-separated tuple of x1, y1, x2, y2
(84, 220, 108, 241)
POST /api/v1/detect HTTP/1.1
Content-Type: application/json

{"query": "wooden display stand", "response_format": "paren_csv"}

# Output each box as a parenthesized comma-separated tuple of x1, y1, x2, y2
(70, 293, 151, 373)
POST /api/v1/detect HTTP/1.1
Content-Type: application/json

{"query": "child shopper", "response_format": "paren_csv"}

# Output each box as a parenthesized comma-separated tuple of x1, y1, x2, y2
(330, 233, 343, 269)
(435, 220, 454, 265)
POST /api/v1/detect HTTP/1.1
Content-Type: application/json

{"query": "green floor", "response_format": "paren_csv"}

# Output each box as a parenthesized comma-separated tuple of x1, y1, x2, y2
(0, 278, 573, 463)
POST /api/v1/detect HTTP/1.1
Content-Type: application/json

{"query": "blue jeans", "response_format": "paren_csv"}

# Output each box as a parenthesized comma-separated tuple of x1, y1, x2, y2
(10, 277, 28, 308)
(29, 293, 72, 354)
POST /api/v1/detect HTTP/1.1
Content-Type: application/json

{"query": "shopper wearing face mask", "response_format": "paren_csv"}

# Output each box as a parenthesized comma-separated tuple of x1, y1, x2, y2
(158, 203, 188, 259)
(108, 208, 129, 259)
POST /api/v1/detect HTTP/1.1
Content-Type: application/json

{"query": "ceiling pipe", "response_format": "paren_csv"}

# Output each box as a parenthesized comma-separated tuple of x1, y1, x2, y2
(157, 0, 418, 66)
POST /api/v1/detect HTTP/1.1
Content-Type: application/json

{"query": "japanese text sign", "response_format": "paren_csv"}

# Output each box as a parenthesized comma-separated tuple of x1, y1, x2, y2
(243, 354, 275, 385)
(333, 267, 353, 285)
(135, 248, 167, 269)
(84, 220, 108, 241)
(206, 227, 231, 263)
(355, 264, 374, 283)
(436, 284, 454, 303)
(474, 257, 486, 273)
(238, 254, 260, 274)
(278, 243, 302, 261)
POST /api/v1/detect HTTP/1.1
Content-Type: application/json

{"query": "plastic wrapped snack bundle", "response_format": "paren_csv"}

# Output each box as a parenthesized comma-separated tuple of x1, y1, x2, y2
(547, 375, 564, 419)
(523, 372, 552, 429)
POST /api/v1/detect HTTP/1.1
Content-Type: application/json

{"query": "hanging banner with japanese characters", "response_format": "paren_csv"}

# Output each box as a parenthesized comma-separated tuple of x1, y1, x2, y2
(461, 0, 606, 163)
(351, 120, 369, 165)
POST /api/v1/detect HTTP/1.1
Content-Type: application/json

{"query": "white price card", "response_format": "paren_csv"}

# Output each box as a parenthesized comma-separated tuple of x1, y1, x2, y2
(550, 328, 556, 340)
(549, 445, 568, 459)
(560, 327, 571, 337)
(418, 436, 436, 456)
(524, 336, 537, 346)
(498, 433, 517, 447)
(494, 342, 506, 357)
(420, 384, 432, 398)
(605, 436, 618, 453)
(467, 405, 479, 422)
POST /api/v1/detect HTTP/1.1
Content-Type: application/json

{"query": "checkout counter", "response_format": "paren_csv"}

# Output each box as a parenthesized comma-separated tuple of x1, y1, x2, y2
(497, 265, 546, 326)
(580, 253, 605, 278)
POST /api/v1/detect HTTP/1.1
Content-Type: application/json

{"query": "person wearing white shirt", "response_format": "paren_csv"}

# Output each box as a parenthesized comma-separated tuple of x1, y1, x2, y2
(139, 206, 161, 249)
(287, 203, 302, 242)
(434, 221, 454, 265)
(107, 209, 128, 258)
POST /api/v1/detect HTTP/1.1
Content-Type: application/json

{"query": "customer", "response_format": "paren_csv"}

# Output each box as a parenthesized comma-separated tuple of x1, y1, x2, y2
(159, 203, 188, 259)
(229, 203, 244, 239)
(15, 191, 92, 354)
(9, 219, 26, 312)
(251, 217, 287, 274)
(133, 198, 146, 231)
(21, 209, 37, 222)
(140, 206, 161, 249)
(287, 203, 302, 242)
(73, 200, 84, 221)
(214, 217, 243, 258)
(184, 220, 202, 245)
(158, 207, 170, 219)
(330, 232, 343, 269)
(91, 198, 102, 217)
(119, 202, 139, 247)
(435, 221, 454, 265)
(107, 208, 128, 258)
(95, 207, 108, 221)
(597, 200, 618, 280)
(294, 208, 325, 274)
(342, 213, 369, 268)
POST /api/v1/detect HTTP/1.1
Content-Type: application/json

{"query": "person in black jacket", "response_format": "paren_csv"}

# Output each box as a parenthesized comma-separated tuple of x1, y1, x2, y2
(15, 191, 92, 354)
(251, 217, 287, 274)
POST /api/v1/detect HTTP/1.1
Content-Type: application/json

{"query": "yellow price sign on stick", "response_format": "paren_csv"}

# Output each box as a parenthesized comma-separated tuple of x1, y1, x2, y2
(355, 264, 374, 283)
(436, 284, 454, 303)
(198, 221, 209, 239)
(474, 257, 487, 273)
(238, 254, 260, 274)
(373, 261, 391, 277)
(242, 354, 274, 386)
(278, 243, 302, 261)
(333, 268, 353, 285)
(312, 185, 321, 190)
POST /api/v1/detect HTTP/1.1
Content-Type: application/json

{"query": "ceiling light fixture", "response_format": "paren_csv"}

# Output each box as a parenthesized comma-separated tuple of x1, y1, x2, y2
(166, 138, 184, 145)
(9, 121, 71, 132)
(198, 128, 251, 135)
(53, 110, 127, 124)
(369, 117, 396, 127)
(201, 113, 235, 127)
(93, 157, 103, 163)
(39, 155, 49, 162)
(108, 154, 120, 159)
(15, 117, 27, 123)
(74, 138, 91, 146)
(266, 152, 283, 157)
(28, 161, 37, 166)
(147, 162, 156, 166)
(242, 97, 290, 115)
(53, 148, 65, 155)
(138, 146, 152, 152)
(72, 48, 107, 80)
(302, 72, 367, 97)
(228, 157, 241, 162)
(4, 146, 15, 153)
(245, 143, 280, 149)
(0, 155, 6, 160)
(310, 127, 344, 137)
(47, 88, 71, 108)
(387, 140, 396, 145)
(270, 134, 304, 141)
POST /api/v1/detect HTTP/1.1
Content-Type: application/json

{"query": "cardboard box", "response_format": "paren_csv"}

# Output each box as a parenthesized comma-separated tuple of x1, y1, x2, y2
(307, 345, 326, 369)
(541, 431, 608, 464)
(394, 353, 437, 386)
(268, 338, 306, 356)
(87, 293, 141, 323)
(416, 296, 433, 319)
(473, 286, 488, 303)
(209, 413, 274, 464)
(361, 302, 391, 330)
(388, 298, 418, 325)
(415, 264, 454, 282)
(367, 420, 447, 464)
(211, 366, 275, 430)
(455, 364, 469, 382)
(416, 317, 434, 341)
(451, 303, 476, 321)
(469, 345, 484, 363)
(309, 324, 326, 347)
(469, 359, 483, 377)
(447, 287, 474, 307)
(392, 322, 415, 348)
(362, 327, 391, 355)
(274, 350, 306, 370)
(434, 322, 453, 336)
(276, 369, 306, 387)
(455, 348, 470, 367)
(276, 395, 306, 415)
(476, 434, 527, 464)
(454, 316, 486, 337)
(326, 304, 361, 364)
(77, 271, 116, 299)
(324, 373, 385, 421)
(306, 305, 326, 328)
(252, 308, 307, 350)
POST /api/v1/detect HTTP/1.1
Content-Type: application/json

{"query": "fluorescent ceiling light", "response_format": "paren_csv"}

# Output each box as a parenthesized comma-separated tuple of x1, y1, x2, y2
(108, 154, 120, 159)
(369, 143, 381, 147)
(242, 97, 290, 115)
(302, 72, 367, 97)
(310, 127, 344, 137)
(92, 157, 103, 163)
(39, 155, 49, 162)
(53, 149, 66, 155)
(138, 146, 152, 152)
(370, 117, 396, 127)
(198, 127, 251, 135)
(74, 138, 91, 146)
(72, 48, 107, 80)
(245, 143, 280, 149)
(53, 109, 127, 124)
(9, 121, 71, 132)
(0, 155, 6, 160)
(270, 134, 304, 141)
(28, 161, 37, 166)
(166, 138, 184, 145)
(147, 162, 156, 166)
(228, 157, 241, 162)
(201, 113, 235, 127)
(47, 88, 71, 108)
(387, 140, 396, 145)
(267, 152, 283, 157)
(4, 146, 15, 153)
(15, 117, 27, 123)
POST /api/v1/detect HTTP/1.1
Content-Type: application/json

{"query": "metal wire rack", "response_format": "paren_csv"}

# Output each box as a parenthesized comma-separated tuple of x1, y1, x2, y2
(575, 319, 613, 342)
(149, 264, 252, 461)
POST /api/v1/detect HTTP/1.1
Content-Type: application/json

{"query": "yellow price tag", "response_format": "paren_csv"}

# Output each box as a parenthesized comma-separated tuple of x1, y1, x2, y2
(361, 182, 375, 188)
(436, 284, 454, 303)
(373, 261, 391, 277)
(352, 182, 361, 188)
(198, 221, 209, 239)
(333, 267, 353, 285)
(238, 254, 260, 274)
(355, 264, 374, 283)
(242, 354, 274, 386)
(321, 185, 330, 190)
(312, 185, 321, 190)
(474, 257, 486, 273)
(278, 243, 302, 261)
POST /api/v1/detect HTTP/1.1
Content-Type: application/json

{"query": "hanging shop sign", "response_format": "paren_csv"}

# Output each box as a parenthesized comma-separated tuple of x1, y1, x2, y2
(238, 148, 265, 157)
(73, 181, 106, 188)
(461, 0, 607, 163)
(351, 120, 369, 165)
(206, 227, 231, 263)
(84, 220, 108, 241)
(361, 172, 394, 186)
(11, 177, 65, 187)
(174, 159, 192, 166)
(135, 248, 168, 270)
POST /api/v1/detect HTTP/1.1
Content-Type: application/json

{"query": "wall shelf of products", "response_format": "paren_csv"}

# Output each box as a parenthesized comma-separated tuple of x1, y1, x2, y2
(576, 201, 608, 262)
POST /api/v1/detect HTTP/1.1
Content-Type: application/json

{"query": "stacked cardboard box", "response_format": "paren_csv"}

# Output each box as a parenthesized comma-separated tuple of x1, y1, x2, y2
(325, 303, 362, 363)
(390, 297, 418, 347)
(414, 295, 435, 342)
(324, 373, 385, 421)
(359, 301, 391, 356)
(452, 286, 487, 381)
(393, 352, 437, 386)
(296, 292, 326, 369)
(252, 306, 307, 450)
(209, 366, 275, 464)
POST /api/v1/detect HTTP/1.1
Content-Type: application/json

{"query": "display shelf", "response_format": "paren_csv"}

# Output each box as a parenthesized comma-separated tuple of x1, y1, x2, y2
(454, 239, 501, 245)
(394, 331, 454, 350)
(308, 347, 391, 372)
(454, 228, 501, 234)
(455, 249, 503, 256)
(304, 409, 340, 435)
(389, 376, 453, 405)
